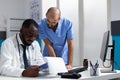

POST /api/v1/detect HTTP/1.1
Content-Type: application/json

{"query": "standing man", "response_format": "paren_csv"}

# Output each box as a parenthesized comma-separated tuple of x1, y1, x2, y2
(38, 7, 74, 70)
(0, 19, 46, 77)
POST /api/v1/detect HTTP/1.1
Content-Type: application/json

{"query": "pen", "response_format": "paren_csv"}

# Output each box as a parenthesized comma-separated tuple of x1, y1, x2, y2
(95, 60, 99, 68)
(94, 60, 99, 75)
(95, 60, 98, 66)
(90, 61, 94, 69)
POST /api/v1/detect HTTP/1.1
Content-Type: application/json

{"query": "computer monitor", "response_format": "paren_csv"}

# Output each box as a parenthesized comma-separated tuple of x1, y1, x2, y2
(100, 30, 115, 72)
(100, 31, 110, 62)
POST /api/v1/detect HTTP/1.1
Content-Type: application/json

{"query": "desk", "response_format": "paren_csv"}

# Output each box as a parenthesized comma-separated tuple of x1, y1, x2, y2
(0, 68, 120, 80)
(79, 68, 120, 80)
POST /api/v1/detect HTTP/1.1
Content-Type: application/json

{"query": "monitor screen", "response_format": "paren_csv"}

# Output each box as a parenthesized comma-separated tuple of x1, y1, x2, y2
(100, 31, 110, 62)
(111, 20, 120, 35)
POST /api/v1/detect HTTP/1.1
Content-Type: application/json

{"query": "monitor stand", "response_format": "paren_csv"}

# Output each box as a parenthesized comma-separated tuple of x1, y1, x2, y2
(100, 68, 116, 73)
(101, 47, 116, 73)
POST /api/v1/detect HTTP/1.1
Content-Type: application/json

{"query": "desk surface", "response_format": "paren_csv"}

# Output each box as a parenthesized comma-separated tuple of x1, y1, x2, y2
(0, 68, 120, 80)
(80, 68, 120, 80)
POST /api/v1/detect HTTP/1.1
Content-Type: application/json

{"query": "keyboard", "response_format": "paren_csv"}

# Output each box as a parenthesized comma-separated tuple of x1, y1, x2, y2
(57, 66, 87, 79)
(58, 66, 88, 76)
(68, 66, 88, 73)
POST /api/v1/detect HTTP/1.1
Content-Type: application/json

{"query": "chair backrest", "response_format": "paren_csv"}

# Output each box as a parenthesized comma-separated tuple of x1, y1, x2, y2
(36, 37, 42, 47)
(0, 31, 6, 52)
(36, 37, 42, 52)
(0, 39, 4, 48)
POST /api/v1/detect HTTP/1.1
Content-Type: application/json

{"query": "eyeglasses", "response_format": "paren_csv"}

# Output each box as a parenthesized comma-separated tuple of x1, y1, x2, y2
(46, 19, 59, 25)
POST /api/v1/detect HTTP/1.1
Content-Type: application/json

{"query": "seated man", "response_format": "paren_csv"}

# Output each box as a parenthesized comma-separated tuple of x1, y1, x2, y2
(0, 19, 46, 77)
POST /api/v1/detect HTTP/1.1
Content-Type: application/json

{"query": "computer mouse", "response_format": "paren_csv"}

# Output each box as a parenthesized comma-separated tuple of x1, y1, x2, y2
(61, 73, 81, 79)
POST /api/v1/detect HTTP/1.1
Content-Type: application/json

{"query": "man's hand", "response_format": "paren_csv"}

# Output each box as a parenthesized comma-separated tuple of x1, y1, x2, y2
(43, 39, 56, 57)
(22, 65, 39, 77)
(66, 64, 72, 70)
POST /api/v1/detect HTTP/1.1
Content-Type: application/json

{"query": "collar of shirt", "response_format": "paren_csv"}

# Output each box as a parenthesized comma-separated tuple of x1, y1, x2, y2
(16, 33, 34, 48)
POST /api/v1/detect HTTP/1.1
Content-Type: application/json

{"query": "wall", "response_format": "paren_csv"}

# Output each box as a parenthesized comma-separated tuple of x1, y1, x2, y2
(25, 0, 57, 19)
(0, 0, 28, 37)
(0, 0, 27, 21)
(41, 0, 57, 18)
(83, 0, 108, 66)
(59, 0, 83, 66)
(111, 0, 120, 21)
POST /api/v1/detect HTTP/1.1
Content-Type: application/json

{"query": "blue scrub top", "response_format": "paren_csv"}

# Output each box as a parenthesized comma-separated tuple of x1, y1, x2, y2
(38, 18, 73, 64)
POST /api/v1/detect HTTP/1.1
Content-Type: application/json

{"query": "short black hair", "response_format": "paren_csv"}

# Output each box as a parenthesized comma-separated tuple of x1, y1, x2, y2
(22, 19, 38, 28)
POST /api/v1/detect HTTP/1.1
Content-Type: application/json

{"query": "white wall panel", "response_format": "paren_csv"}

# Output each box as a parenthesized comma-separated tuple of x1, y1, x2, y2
(41, 0, 57, 18)
(59, 0, 83, 66)
(83, 0, 108, 66)
(111, 0, 120, 21)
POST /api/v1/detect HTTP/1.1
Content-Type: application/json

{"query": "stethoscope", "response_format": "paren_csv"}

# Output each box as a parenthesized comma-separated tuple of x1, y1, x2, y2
(16, 33, 25, 67)
(16, 33, 34, 55)
(16, 34, 21, 56)
(16, 33, 37, 66)
(16, 34, 30, 62)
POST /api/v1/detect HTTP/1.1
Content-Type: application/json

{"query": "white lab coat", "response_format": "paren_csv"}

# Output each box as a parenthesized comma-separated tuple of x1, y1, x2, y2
(0, 33, 45, 77)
